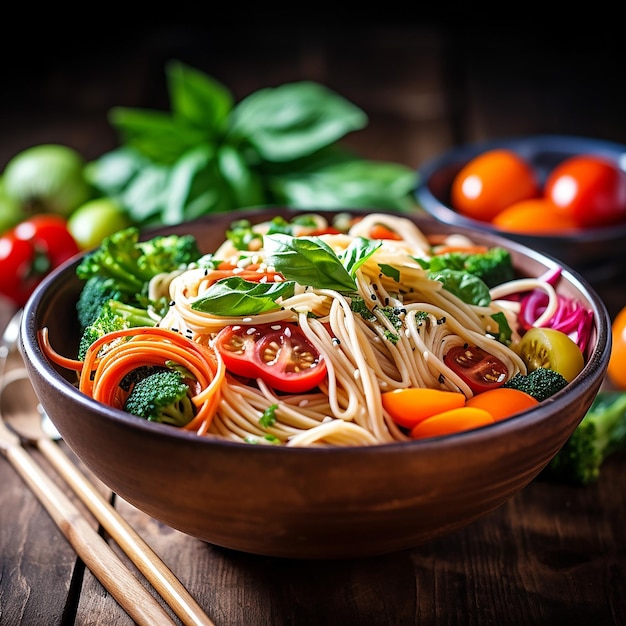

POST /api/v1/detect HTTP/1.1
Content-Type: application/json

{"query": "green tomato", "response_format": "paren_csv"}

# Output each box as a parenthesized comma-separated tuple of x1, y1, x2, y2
(3, 144, 93, 217)
(0, 177, 25, 234)
(67, 198, 133, 250)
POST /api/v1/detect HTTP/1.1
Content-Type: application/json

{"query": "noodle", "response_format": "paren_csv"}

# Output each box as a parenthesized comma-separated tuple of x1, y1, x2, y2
(152, 212, 532, 446)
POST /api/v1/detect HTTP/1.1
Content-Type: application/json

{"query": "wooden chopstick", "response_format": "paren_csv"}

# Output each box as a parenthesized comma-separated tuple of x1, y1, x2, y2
(0, 421, 178, 626)
(37, 429, 216, 626)
(1, 367, 215, 626)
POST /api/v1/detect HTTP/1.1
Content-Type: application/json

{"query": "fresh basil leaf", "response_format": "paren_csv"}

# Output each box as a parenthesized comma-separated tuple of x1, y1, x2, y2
(268, 159, 418, 210)
(85, 147, 148, 196)
(108, 107, 207, 165)
(379, 263, 400, 282)
(227, 81, 368, 162)
(164, 144, 217, 225)
(428, 269, 492, 307)
(264, 234, 356, 292)
(217, 144, 266, 209)
(120, 164, 171, 223)
(166, 60, 233, 136)
(490, 311, 513, 345)
(191, 277, 296, 315)
(340, 237, 381, 277)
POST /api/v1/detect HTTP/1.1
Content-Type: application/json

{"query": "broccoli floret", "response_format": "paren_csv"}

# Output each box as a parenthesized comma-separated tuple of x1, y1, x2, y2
(75, 227, 202, 304)
(78, 299, 155, 360)
(77, 276, 124, 329)
(123, 369, 195, 427)
(426, 247, 515, 288)
(503, 368, 569, 401)
(541, 391, 626, 486)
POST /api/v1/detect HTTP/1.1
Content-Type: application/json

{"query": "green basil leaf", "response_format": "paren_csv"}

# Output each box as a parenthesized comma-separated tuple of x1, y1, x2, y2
(379, 263, 400, 282)
(163, 144, 217, 225)
(85, 147, 149, 196)
(264, 234, 356, 292)
(109, 107, 207, 165)
(227, 81, 367, 162)
(268, 159, 418, 210)
(490, 311, 513, 345)
(217, 144, 266, 209)
(120, 164, 171, 223)
(428, 269, 491, 307)
(191, 277, 296, 315)
(166, 60, 233, 136)
(340, 237, 381, 277)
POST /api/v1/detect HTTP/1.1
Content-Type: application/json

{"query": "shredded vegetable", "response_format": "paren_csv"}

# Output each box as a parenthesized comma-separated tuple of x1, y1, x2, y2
(38, 326, 225, 435)
(519, 286, 593, 354)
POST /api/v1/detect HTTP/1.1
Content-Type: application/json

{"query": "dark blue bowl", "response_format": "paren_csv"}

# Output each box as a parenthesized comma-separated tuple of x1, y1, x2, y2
(415, 134, 626, 281)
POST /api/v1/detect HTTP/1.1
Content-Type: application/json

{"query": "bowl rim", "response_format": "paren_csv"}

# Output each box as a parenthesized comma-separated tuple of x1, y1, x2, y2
(20, 207, 612, 456)
(415, 133, 626, 242)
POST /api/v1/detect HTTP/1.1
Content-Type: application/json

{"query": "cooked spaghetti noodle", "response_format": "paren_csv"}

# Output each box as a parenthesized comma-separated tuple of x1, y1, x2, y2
(151, 213, 534, 446)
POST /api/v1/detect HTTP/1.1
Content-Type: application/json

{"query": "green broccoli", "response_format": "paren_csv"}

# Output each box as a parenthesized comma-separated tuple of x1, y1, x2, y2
(77, 276, 125, 329)
(75, 227, 202, 305)
(123, 369, 196, 427)
(540, 391, 626, 486)
(424, 247, 515, 288)
(78, 299, 155, 360)
(503, 368, 569, 401)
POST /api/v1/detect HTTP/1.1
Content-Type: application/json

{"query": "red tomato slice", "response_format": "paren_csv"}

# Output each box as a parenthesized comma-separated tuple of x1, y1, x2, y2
(443, 345, 508, 394)
(214, 322, 327, 393)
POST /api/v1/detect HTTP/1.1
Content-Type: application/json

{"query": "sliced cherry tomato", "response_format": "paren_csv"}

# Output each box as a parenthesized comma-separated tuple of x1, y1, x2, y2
(214, 322, 327, 393)
(444, 345, 508, 394)
(544, 155, 626, 228)
(0, 214, 80, 306)
(450, 149, 539, 222)
(608, 306, 626, 389)
(491, 198, 579, 233)
(515, 327, 584, 383)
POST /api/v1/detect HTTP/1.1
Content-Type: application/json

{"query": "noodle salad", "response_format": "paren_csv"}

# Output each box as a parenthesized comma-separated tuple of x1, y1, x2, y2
(40, 212, 594, 446)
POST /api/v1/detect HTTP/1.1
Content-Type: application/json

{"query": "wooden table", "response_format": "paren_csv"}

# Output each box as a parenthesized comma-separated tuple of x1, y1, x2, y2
(1, 21, 625, 625)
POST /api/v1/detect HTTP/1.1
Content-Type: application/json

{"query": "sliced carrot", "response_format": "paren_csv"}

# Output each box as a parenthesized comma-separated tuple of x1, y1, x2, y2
(465, 387, 538, 421)
(381, 388, 466, 429)
(409, 407, 494, 439)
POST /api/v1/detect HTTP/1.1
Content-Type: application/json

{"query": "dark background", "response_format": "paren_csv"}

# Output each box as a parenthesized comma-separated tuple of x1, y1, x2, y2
(2, 18, 624, 171)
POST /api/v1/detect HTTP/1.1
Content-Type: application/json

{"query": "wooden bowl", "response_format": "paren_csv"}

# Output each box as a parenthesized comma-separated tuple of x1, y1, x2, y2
(415, 134, 626, 282)
(20, 207, 611, 559)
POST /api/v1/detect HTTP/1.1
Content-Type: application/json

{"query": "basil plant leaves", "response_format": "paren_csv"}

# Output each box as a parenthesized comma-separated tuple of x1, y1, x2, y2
(85, 61, 418, 227)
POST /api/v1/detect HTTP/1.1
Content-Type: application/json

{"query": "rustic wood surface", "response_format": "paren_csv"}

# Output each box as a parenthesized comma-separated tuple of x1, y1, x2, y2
(1, 20, 625, 626)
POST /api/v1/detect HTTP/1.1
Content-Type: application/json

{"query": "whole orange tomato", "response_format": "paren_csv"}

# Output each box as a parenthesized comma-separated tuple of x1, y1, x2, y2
(544, 155, 626, 228)
(607, 306, 626, 389)
(491, 197, 579, 233)
(450, 149, 539, 222)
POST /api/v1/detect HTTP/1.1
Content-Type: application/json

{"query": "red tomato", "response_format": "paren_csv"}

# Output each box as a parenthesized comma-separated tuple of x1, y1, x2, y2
(214, 322, 327, 393)
(443, 345, 508, 394)
(544, 155, 626, 228)
(450, 149, 539, 222)
(491, 198, 579, 233)
(368, 224, 403, 240)
(0, 214, 80, 306)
